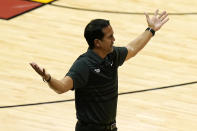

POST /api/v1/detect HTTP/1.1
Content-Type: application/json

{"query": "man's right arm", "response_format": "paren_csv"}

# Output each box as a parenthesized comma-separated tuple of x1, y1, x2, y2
(47, 75, 73, 94)
(29, 62, 73, 94)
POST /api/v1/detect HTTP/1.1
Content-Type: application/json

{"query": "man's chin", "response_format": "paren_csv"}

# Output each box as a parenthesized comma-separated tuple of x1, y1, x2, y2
(106, 46, 113, 54)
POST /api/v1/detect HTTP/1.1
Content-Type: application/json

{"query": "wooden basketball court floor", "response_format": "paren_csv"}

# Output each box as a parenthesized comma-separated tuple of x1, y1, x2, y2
(0, 0, 197, 130)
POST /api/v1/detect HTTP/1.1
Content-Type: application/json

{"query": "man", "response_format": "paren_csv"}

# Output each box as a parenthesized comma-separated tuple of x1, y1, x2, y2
(30, 9, 169, 131)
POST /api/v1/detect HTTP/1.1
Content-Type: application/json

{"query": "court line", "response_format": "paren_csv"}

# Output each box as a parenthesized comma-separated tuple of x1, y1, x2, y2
(50, 3, 197, 16)
(0, 99, 75, 109)
(118, 81, 197, 95)
(0, 81, 196, 109)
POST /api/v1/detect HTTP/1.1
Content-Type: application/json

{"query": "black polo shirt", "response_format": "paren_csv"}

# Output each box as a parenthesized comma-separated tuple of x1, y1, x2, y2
(66, 46, 128, 124)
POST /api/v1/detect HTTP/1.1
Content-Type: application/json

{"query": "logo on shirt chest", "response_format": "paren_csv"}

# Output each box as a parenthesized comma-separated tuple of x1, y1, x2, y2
(110, 61, 113, 67)
(94, 68, 101, 73)
(93, 60, 113, 74)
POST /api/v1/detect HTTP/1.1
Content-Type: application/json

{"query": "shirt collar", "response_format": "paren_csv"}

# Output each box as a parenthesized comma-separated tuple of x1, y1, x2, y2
(86, 48, 115, 65)
(86, 48, 105, 64)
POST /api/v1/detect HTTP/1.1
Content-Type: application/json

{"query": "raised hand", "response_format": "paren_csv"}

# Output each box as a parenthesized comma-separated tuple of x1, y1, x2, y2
(29, 62, 50, 81)
(145, 9, 169, 31)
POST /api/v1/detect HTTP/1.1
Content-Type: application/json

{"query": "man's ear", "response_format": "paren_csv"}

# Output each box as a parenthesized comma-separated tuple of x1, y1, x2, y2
(94, 39, 100, 48)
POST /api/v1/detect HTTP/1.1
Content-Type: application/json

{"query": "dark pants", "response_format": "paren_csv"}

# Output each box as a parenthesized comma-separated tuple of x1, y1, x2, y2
(75, 121, 118, 131)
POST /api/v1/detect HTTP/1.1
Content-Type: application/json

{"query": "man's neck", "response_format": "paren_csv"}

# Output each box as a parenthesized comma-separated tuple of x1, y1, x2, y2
(92, 48, 108, 59)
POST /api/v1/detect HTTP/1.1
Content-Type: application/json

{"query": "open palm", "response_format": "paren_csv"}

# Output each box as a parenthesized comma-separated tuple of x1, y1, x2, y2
(145, 9, 169, 31)
(29, 62, 50, 80)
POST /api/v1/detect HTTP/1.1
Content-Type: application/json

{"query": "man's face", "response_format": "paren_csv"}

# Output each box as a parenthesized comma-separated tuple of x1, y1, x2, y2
(98, 25, 115, 54)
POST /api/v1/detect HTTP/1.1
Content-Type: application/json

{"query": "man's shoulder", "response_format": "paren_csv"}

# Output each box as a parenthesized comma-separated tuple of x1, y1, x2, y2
(113, 46, 127, 52)
(76, 52, 89, 63)
(71, 52, 90, 68)
(111, 46, 126, 56)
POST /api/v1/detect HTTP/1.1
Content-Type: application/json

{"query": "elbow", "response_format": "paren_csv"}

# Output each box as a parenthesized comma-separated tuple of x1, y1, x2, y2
(55, 90, 66, 94)
(57, 91, 64, 94)
(125, 53, 136, 61)
(132, 52, 138, 57)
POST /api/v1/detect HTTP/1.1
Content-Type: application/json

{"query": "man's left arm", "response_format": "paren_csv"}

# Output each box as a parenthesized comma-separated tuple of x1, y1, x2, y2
(125, 9, 169, 61)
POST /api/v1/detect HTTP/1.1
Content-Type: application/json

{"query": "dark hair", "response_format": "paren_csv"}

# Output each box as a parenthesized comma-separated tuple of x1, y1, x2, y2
(84, 19, 110, 49)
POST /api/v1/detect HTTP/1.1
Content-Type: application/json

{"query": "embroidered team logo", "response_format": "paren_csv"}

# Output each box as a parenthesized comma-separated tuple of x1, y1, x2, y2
(94, 68, 100, 73)
(111, 61, 113, 67)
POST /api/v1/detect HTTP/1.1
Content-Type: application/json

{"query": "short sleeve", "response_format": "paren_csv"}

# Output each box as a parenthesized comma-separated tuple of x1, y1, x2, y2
(113, 47, 128, 66)
(66, 58, 89, 90)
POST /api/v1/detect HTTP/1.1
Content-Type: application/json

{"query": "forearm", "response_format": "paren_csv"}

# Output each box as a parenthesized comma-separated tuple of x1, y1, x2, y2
(46, 76, 67, 94)
(126, 30, 153, 59)
(29, 62, 73, 94)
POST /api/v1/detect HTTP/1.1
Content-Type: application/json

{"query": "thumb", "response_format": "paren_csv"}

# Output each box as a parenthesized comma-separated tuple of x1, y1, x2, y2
(42, 68, 51, 80)
(43, 68, 46, 77)
(144, 12, 150, 22)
